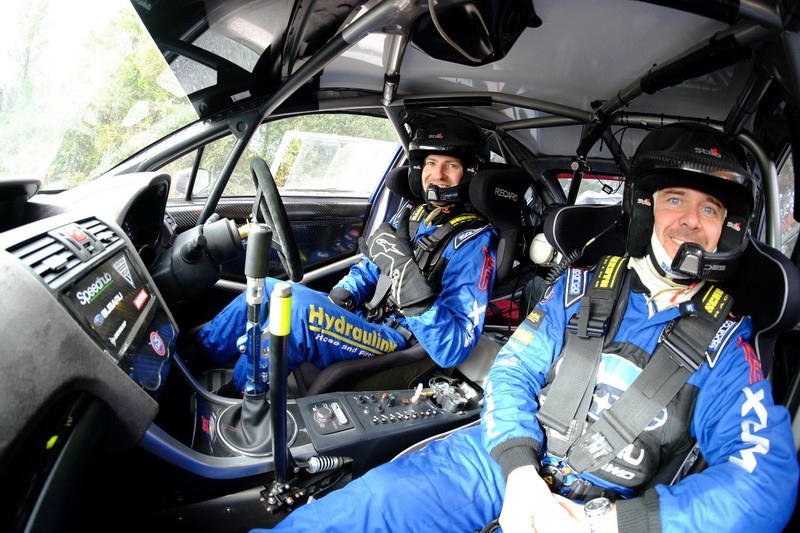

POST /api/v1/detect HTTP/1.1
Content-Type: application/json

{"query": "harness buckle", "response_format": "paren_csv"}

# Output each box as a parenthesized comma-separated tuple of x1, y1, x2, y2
(416, 235, 437, 253)
(565, 314, 608, 338)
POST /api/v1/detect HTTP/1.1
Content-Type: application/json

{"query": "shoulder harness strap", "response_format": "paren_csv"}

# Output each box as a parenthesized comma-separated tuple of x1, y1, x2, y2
(537, 256, 630, 458)
(363, 207, 488, 321)
(413, 211, 488, 276)
(567, 284, 734, 473)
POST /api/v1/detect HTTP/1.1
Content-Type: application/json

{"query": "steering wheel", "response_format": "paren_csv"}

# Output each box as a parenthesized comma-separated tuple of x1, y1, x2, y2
(250, 157, 304, 282)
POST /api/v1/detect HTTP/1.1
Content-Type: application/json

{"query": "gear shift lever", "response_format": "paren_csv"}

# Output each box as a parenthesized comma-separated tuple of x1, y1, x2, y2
(217, 223, 276, 454)
(244, 223, 272, 394)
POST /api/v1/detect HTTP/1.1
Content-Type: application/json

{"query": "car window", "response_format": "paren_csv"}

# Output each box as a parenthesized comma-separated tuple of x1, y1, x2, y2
(778, 154, 799, 256)
(163, 114, 400, 199)
(0, 0, 197, 191)
(556, 172, 624, 205)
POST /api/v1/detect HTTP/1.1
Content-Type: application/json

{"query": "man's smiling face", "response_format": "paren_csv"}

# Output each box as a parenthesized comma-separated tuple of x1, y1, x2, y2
(653, 186, 726, 259)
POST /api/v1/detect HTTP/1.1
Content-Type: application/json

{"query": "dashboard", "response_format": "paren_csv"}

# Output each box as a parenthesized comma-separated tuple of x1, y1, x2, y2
(0, 172, 175, 485)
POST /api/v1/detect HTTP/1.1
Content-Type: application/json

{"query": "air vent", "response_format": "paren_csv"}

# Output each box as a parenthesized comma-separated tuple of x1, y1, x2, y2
(80, 218, 121, 248)
(10, 234, 82, 289)
(9, 218, 121, 289)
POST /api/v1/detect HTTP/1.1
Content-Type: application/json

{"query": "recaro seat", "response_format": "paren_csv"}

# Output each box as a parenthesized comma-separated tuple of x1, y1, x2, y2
(292, 164, 530, 396)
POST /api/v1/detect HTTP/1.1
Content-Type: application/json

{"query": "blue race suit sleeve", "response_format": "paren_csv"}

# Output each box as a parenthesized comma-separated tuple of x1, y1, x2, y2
(635, 322, 799, 533)
(403, 223, 498, 368)
(481, 271, 580, 475)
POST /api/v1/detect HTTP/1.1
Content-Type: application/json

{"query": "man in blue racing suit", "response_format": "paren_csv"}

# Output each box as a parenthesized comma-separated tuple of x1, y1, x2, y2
(195, 116, 498, 394)
(255, 123, 798, 532)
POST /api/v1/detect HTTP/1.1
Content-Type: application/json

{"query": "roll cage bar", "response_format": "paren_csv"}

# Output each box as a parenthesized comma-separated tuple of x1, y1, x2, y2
(192, 0, 799, 251)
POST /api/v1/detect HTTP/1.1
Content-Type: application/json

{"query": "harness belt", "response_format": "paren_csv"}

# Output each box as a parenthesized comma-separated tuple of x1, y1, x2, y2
(568, 284, 732, 473)
(537, 256, 734, 474)
(363, 205, 488, 322)
(537, 256, 630, 458)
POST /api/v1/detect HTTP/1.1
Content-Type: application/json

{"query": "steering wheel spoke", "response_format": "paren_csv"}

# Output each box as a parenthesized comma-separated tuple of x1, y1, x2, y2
(250, 157, 303, 282)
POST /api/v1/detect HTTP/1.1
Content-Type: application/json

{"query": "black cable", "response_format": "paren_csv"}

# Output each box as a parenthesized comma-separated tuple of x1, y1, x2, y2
(545, 246, 584, 286)
(474, 518, 501, 533)
(544, 221, 620, 286)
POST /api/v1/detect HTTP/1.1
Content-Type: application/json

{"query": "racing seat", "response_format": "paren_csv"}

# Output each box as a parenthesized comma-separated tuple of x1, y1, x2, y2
(292, 164, 531, 396)
(540, 203, 626, 268)
(539, 203, 800, 487)
(721, 236, 800, 387)
(540, 202, 800, 355)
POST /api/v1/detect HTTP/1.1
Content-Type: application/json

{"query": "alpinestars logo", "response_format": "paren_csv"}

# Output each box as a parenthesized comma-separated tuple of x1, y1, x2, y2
(374, 237, 400, 255)
(695, 146, 722, 158)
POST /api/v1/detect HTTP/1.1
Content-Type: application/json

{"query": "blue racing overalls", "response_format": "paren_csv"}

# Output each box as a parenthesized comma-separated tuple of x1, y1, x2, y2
(254, 266, 798, 533)
(195, 211, 498, 392)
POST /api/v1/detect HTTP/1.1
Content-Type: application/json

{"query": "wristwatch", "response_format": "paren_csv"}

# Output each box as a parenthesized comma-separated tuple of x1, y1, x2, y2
(584, 497, 613, 533)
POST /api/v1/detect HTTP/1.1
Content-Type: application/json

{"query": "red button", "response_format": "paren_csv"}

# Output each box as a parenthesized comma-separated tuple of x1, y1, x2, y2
(68, 227, 88, 242)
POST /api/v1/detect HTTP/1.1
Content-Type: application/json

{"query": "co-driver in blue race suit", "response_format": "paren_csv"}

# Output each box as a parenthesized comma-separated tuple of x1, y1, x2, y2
(255, 124, 797, 532)
(195, 116, 498, 394)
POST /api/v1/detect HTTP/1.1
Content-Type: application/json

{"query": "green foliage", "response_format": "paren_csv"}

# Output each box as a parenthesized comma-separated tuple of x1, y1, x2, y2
(194, 113, 398, 197)
(45, 10, 196, 187)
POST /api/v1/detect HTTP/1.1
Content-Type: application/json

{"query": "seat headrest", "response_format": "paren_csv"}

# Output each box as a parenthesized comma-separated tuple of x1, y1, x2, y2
(543, 204, 626, 267)
(469, 165, 530, 283)
(469, 165, 529, 230)
(385, 165, 414, 201)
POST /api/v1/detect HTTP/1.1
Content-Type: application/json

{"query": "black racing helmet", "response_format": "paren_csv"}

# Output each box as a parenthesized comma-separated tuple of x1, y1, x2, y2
(624, 123, 756, 281)
(408, 116, 489, 204)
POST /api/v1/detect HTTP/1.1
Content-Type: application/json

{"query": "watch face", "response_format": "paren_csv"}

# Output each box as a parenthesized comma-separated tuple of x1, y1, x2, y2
(585, 497, 612, 516)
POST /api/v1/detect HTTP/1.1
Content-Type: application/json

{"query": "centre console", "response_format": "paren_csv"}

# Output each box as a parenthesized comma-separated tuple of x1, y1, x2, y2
(190, 376, 483, 476)
(296, 383, 481, 474)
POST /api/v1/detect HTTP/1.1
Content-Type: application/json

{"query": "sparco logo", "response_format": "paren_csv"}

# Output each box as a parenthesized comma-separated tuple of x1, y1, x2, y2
(494, 187, 518, 202)
(709, 319, 736, 352)
(568, 269, 583, 296)
(76, 273, 113, 305)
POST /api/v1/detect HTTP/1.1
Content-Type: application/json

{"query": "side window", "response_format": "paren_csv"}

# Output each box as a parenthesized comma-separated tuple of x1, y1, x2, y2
(272, 129, 399, 196)
(778, 154, 799, 256)
(556, 171, 624, 205)
(163, 114, 400, 200)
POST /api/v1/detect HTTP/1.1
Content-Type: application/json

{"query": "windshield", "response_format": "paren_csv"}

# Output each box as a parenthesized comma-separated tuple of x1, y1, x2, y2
(0, 0, 197, 191)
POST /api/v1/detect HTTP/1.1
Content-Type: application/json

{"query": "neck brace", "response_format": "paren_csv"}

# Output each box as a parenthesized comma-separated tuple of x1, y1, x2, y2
(628, 253, 704, 312)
